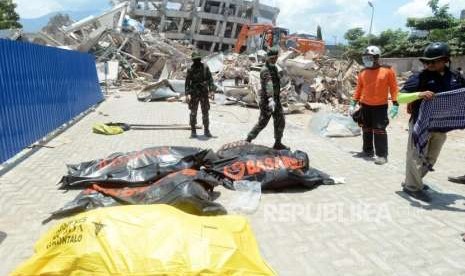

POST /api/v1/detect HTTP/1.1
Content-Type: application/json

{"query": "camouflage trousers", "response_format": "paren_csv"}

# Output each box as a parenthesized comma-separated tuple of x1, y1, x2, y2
(189, 94, 210, 130)
(247, 106, 285, 141)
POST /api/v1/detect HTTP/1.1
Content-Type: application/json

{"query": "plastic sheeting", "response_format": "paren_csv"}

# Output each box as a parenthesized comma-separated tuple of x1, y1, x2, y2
(13, 205, 276, 276)
(137, 79, 180, 101)
(58, 146, 212, 189)
(211, 142, 335, 190)
(167, 79, 186, 94)
(203, 52, 224, 74)
(45, 169, 226, 223)
(310, 112, 361, 137)
(223, 180, 262, 214)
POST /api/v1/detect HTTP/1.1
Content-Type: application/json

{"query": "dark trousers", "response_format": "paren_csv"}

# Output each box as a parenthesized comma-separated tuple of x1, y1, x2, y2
(360, 104, 389, 157)
(247, 106, 285, 141)
(189, 94, 210, 130)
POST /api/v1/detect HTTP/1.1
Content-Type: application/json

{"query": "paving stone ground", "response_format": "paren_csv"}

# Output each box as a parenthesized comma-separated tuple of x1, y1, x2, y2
(1, 91, 465, 275)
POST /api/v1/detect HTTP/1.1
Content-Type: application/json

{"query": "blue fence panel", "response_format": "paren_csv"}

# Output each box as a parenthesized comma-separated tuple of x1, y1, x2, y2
(0, 39, 103, 163)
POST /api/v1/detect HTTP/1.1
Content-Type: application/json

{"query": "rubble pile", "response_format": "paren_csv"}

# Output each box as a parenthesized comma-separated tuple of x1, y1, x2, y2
(278, 51, 362, 106)
(91, 32, 193, 82)
(397, 71, 414, 88)
(39, 2, 363, 111)
(209, 50, 361, 112)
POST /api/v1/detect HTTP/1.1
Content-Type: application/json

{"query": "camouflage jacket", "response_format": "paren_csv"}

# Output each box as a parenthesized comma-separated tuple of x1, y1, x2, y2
(185, 63, 214, 96)
(260, 62, 281, 107)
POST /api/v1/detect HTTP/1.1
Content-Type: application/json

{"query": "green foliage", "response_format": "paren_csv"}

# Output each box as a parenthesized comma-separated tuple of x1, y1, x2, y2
(406, 17, 457, 30)
(428, 0, 450, 18)
(344, 27, 364, 42)
(342, 0, 465, 58)
(0, 0, 22, 29)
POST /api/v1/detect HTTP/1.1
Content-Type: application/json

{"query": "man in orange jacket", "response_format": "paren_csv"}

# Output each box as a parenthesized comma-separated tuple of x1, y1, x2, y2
(350, 46, 399, 165)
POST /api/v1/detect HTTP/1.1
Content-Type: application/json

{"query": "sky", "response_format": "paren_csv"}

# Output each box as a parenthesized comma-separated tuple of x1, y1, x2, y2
(13, 0, 465, 44)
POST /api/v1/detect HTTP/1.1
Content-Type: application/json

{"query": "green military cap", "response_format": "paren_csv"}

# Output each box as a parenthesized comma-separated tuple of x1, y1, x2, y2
(267, 47, 279, 57)
(191, 51, 202, 60)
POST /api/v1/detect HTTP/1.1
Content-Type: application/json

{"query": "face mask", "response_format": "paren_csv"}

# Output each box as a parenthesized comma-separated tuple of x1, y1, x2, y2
(362, 55, 374, 68)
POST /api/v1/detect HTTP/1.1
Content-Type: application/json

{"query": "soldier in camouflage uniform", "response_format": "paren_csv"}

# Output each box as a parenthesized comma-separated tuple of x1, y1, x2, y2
(185, 52, 215, 138)
(246, 48, 289, 150)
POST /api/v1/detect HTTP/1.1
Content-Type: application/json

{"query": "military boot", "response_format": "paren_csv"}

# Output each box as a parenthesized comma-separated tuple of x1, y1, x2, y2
(273, 140, 290, 150)
(190, 128, 197, 138)
(204, 128, 213, 138)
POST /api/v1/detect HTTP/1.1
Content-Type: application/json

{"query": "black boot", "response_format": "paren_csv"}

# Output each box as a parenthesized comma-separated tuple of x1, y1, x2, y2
(273, 140, 289, 150)
(204, 129, 213, 138)
(190, 129, 197, 138)
(448, 175, 465, 184)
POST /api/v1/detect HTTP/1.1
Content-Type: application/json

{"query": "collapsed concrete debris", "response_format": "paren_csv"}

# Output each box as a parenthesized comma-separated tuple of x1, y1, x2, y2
(39, 1, 365, 111)
(207, 49, 361, 112)
(119, 0, 279, 53)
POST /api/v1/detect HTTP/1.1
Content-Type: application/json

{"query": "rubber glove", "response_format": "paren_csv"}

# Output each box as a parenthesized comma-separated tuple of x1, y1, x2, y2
(349, 100, 357, 115)
(268, 98, 276, 113)
(389, 105, 399, 119)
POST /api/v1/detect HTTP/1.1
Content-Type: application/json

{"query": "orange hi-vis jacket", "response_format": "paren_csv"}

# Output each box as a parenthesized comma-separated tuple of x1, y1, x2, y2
(353, 66, 399, 106)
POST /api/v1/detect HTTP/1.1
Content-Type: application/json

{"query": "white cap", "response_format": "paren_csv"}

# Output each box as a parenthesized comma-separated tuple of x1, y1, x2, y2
(364, 45, 381, 56)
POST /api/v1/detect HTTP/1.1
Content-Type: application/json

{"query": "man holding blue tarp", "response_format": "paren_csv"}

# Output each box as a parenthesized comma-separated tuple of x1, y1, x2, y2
(397, 42, 465, 202)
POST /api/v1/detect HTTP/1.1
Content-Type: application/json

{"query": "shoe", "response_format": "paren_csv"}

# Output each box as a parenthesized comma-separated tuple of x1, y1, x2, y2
(204, 130, 213, 138)
(448, 175, 465, 184)
(353, 151, 374, 158)
(273, 142, 290, 150)
(190, 130, 197, 138)
(403, 182, 430, 191)
(402, 187, 431, 202)
(374, 156, 388, 165)
(245, 137, 252, 143)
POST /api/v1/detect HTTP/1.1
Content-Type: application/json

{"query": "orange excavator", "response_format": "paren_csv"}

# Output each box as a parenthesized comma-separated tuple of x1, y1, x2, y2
(234, 23, 325, 54)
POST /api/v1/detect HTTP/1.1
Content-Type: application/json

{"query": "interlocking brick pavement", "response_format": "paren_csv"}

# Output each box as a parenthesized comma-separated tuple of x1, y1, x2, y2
(1, 92, 465, 275)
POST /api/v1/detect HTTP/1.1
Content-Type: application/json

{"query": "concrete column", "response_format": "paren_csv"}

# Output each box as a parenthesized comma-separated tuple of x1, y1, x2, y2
(190, 0, 201, 40)
(231, 23, 238, 39)
(213, 20, 221, 36)
(220, 22, 227, 36)
(129, 0, 137, 10)
(131, 39, 141, 58)
(231, 6, 240, 38)
(252, 0, 259, 23)
(178, 17, 185, 33)
(142, 0, 149, 26)
(210, 42, 216, 52)
(116, 6, 127, 33)
(219, 20, 227, 46)
(219, 2, 225, 14)
(196, 18, 203, 33)
(219, 2, 229, 39)
(159, 0, 169, 32)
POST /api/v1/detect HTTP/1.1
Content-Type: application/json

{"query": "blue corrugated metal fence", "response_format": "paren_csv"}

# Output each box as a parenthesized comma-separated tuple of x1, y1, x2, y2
(0, 39, 103, 163)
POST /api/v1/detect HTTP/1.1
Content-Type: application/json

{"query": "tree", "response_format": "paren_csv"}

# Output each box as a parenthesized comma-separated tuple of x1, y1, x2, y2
(371, 29, 410, 57)
(406, 0, 457, 39)
(428, 0, 450, 18)
(316, 25, 322, 41)
(0, 0, 22, 30)
(342, 0, 465, 59)
(406, 0, 464, 55)
(344, 27, 365, 42)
